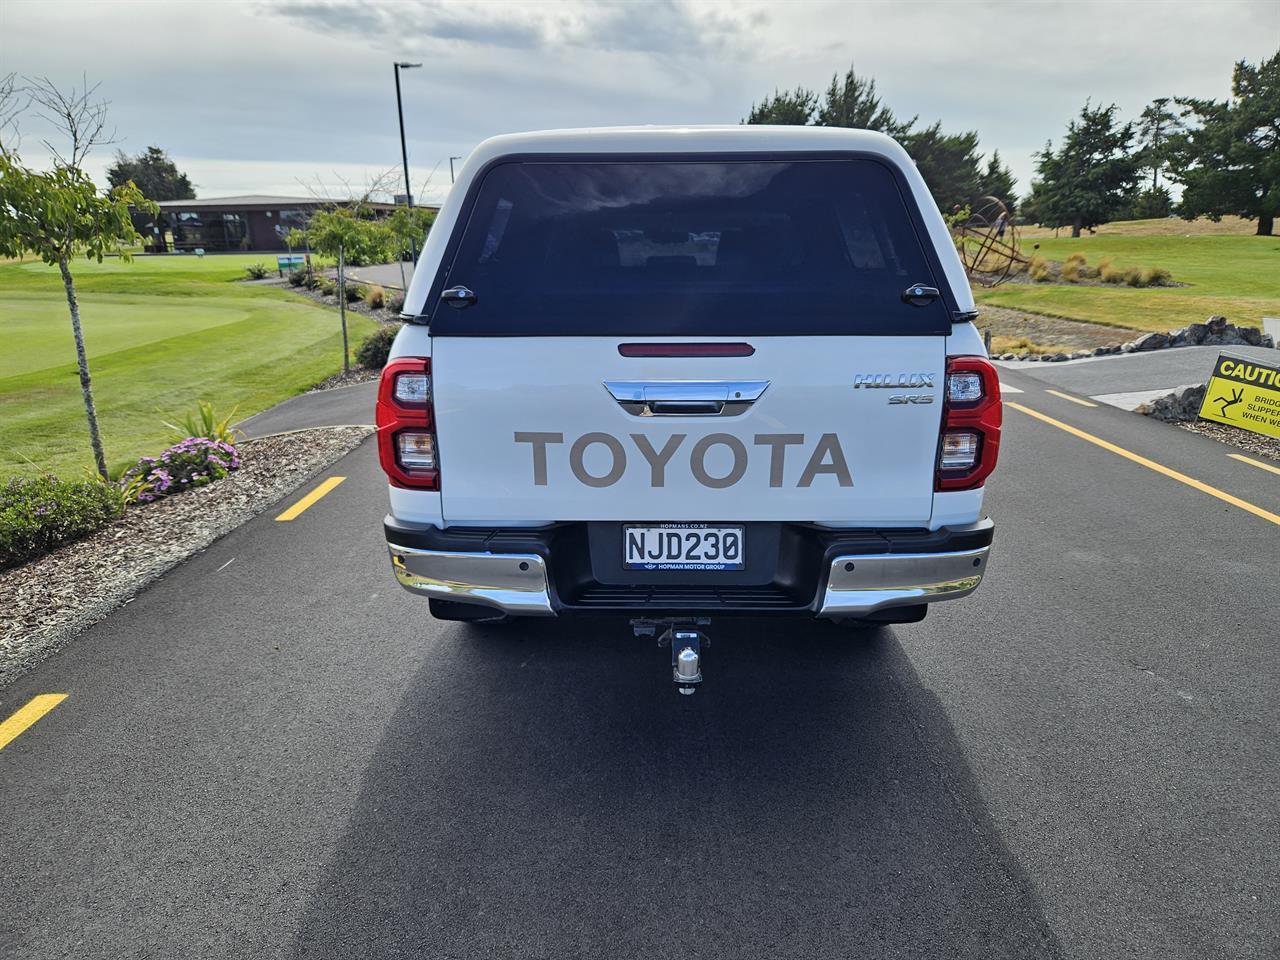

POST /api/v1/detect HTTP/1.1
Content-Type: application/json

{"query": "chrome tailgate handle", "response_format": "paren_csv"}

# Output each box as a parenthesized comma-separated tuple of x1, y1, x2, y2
(603, 380, 770, 417)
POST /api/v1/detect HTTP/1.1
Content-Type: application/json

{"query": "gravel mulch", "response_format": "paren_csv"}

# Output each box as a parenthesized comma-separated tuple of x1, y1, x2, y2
(976, 305, 1141, 352)
(308, 368, 380, 392)
(1176, 421, 1280, 463)
(0, 426, 373, 686)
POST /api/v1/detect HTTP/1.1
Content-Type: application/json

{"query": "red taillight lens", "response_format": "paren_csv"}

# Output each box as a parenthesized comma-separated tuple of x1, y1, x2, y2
(936, 356, 1001, 491)
(377, 357, 438, 489)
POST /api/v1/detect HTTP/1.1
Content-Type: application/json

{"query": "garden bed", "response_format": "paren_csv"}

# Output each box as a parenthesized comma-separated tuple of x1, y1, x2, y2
(0, 425, 372, 686)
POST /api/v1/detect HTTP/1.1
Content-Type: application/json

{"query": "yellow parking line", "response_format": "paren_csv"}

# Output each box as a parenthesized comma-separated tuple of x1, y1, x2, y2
(1045, 389, 1098, 408)
(1008, 402, 1280, 526)
(1228, 453, 1280, 477)
(275, 476, 346, 521)
(0, 694, 67, 750)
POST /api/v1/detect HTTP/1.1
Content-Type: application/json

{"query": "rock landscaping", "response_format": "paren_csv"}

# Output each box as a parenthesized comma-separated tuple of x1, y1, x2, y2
(0, 425, 372, 685)
(1136, 383, 1280, 463)
(994, 316, 1275, 362)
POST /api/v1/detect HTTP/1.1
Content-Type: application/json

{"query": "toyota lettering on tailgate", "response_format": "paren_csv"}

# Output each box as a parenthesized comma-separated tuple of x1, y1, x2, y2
(513, 432, 854, 489)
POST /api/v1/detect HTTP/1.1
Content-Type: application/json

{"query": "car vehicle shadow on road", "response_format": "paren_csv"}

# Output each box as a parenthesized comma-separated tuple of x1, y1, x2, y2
(287, 618, 1063, 960)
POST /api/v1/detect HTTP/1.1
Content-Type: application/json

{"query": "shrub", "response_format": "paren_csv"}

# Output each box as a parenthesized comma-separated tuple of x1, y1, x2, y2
(124, 437, 240, 503)
(1124, 267, 1145, 287)
(1100, 262, 1127, 284)
(345, 283, 366, 304)
(318, 278, 337, 297)
(1028, 255, 1052, 282)
(1141, 265, 1172, 286)
(287, 268, 307, 287)
(387, 292, 406, 313)
(1060, 258, 1084, 283)
(356, 324, 403, 369)
(1, 474, 125, 570)
(244, 262, 270, 280)
(160, 400, 243, 445)
(364, 284, 386, 309)
(304, 272, 325, 291)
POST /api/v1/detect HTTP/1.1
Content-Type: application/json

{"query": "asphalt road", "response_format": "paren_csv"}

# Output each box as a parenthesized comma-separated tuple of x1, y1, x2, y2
(2, 366, 1278, 959)
(999, 344, 1278, 410)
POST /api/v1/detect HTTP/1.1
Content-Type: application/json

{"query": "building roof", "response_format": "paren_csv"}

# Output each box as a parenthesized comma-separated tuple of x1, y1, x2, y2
(155, 194, 413, 210)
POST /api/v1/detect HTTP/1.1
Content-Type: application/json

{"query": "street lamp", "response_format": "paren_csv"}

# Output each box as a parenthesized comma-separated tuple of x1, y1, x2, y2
(449, 156, 462, 184)
(394, 61, 422, 265)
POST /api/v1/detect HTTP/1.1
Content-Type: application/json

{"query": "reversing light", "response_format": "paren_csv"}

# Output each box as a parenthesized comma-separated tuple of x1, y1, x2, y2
(940, 431, 980, 470)
(396, 431, 436, 471)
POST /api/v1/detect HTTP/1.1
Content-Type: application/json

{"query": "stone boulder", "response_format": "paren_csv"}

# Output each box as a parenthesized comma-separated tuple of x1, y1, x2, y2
(1136, 384, 1207, 423)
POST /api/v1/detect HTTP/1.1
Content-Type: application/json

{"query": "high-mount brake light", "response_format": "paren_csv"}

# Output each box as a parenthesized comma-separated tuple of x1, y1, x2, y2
(377, 357, 438, 489)
(936, 356, 1002, 491)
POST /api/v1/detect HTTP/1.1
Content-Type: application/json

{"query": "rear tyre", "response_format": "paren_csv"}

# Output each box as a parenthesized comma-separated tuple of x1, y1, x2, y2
(834, 604, 928, 630)
(429, 598, 512, 625)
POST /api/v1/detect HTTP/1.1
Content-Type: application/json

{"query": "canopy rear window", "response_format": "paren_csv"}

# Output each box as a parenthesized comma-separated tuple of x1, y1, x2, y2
(429, 157, 950, 336)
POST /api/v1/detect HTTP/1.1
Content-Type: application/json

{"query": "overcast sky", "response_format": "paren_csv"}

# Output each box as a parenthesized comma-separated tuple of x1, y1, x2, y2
(1, 0, 1276, 205)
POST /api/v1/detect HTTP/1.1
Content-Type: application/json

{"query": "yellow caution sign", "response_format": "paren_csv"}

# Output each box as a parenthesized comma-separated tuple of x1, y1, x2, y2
(1198, 354, 1280, 439)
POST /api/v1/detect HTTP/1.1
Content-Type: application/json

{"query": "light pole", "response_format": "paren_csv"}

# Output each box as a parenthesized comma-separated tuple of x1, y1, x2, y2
(394, 61, 422, 265)
(449, 156, 462, 184)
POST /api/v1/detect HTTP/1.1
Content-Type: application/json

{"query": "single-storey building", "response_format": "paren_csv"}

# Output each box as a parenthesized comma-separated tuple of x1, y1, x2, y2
(146, 195, 435, 253)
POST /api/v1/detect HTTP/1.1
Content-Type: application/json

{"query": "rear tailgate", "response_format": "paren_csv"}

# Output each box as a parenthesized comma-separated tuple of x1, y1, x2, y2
(423, 154, 958, 528)
(434, 336, 943, 524)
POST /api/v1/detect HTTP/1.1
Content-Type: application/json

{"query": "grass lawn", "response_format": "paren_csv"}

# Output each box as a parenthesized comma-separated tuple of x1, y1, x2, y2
(976, 223, 1280, 334)
(0, 254, 375, 477)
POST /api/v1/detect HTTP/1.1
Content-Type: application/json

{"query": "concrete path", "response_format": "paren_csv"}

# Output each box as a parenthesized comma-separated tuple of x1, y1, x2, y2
(345, 261, 415, 291)
(997, 344, 1277, 410)
(236, 381, 377, 438)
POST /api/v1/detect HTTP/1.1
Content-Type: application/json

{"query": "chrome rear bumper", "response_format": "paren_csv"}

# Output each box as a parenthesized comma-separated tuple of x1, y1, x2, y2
(818, 546, 990, 617)
(388, 544, 555, 616)
(388, 536, 990, 618)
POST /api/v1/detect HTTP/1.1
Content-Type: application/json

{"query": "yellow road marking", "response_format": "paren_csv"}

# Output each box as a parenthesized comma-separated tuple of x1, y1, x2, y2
(1228, 453, 1280, 477)
(275, 476, 346, 521)
(0, 694, 67, 750)
(1008, 402, 1280, 527)
(1045, 389, 1098, 408)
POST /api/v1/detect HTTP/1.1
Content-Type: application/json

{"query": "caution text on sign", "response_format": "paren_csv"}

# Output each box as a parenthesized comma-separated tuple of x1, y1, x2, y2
(1198, 354, 1280, 440)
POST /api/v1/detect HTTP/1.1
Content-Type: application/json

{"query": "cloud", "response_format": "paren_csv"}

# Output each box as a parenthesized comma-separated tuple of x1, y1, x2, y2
(1, 0, 1275, 202)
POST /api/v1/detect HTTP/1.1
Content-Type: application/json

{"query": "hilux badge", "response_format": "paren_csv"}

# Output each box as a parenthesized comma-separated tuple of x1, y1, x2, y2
(852, 373, 936, 389)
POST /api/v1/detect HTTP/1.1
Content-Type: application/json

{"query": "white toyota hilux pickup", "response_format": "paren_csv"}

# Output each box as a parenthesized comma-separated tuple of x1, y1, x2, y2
(377, 125, 1001, 692)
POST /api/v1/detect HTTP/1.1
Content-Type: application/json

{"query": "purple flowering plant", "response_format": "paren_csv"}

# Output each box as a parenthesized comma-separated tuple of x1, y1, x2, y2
(124, 437, 241, 503)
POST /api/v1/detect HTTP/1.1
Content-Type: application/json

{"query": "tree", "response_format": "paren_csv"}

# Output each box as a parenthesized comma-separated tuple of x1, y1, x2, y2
(1134, 98, 1182, 192)
(106, 145, 194, 201)
(744, 88, 817, 125)
(294, 190, 393, 375)
(1171, 52, 1279, 236)
(815, 64, 913, 136)
(386, 205, 436, 288)
(902, 123, 982, 212)
(743, 63, 987, 214)
(1026, 102, 1139, 237)
(0, 77, 156, 478)
(976, 149, 1018, 209)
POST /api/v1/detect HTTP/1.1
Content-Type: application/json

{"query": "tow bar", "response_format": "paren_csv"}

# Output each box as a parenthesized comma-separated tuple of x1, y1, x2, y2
(632, 618, 711, 695)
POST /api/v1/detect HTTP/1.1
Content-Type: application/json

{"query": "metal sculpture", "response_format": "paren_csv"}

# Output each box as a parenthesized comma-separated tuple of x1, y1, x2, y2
(952, 196, 1028, 287)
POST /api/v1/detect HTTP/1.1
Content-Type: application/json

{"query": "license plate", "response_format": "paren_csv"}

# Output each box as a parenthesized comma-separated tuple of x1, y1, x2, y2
(623, 523, 745, 571)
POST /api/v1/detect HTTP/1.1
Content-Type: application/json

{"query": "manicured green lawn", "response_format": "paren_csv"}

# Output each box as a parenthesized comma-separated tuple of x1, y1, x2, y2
(0, 254, 374, 477)
(976, 233, 1280, 333)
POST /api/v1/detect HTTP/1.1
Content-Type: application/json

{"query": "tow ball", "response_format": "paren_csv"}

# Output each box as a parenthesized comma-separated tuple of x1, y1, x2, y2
(632, 618, 711, 695)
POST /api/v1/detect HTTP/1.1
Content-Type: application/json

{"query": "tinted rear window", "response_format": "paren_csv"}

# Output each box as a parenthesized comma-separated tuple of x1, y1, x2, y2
(429, 158, 950, 336)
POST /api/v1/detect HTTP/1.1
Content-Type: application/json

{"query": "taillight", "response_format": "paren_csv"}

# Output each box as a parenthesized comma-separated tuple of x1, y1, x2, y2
(377, 357, 438, 489)
(936, 356, 1002, 491)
